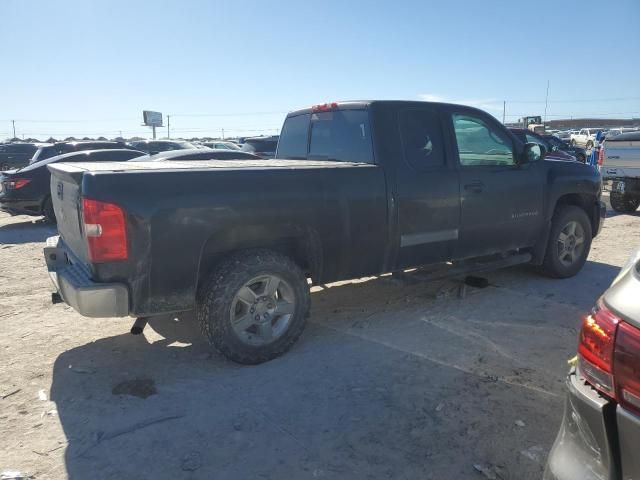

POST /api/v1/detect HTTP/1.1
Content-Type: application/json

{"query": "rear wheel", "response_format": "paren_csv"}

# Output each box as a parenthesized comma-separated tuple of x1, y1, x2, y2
(586, 140, 594, 150)
(540, 205, 592, 278)
(610, 193, 640, 213)
(197, 249, 310, 364)
(42, 197, 56, 223)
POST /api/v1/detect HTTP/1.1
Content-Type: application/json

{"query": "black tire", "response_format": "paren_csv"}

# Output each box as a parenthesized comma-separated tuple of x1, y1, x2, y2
(610, 193, 640, 213)
(540, 205, 592, 278)
(42, 197, 56, 223)
(196, 249, 310, 364)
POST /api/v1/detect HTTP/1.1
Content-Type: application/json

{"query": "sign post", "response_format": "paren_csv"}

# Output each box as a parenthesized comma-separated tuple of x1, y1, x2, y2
(142, 111, 163, 139)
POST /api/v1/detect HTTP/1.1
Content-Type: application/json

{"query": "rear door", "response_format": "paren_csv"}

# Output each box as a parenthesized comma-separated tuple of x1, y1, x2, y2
(392, 106, 460, 268)
(444, 107, 544, 259)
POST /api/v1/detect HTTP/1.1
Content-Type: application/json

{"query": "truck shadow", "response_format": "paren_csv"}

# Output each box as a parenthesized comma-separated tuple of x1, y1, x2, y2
(0, 217, 54, 244)
(48, 259, 620, 479)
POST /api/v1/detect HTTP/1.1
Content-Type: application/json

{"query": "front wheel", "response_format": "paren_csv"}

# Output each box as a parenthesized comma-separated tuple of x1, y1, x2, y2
(610, 193, 640, 213)
(540, 205, 592, 278)
(197, 249, 310, 364)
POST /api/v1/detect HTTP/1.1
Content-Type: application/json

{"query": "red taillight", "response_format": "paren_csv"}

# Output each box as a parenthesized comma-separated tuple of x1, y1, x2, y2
(82, 198, 128, 263)
(577, 300, 620, 397)
(6, 178, 31, 190)
(597, 145, 605, 166)
(312, 102, 338, 112)
(615, 322, 640, 415)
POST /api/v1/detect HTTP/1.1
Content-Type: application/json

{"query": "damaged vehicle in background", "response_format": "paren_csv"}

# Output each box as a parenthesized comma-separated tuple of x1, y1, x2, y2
(544, 249, 640, 480)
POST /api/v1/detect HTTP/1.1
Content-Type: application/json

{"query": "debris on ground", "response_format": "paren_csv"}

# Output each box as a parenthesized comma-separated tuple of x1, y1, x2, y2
(520, 445, 546, 464)
(181, 451, 202, 471)
(112, 377, 157, 399)
(473, 463, 505, 479)
(37, 389, 47, 401)
(515, 420, 526, 427)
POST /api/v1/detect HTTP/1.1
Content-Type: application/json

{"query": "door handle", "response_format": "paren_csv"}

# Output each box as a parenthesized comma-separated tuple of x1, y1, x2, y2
(464, 181, 484, 193)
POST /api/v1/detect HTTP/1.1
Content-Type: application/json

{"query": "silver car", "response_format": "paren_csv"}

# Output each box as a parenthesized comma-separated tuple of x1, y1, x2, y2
(545, 249, 640, 480)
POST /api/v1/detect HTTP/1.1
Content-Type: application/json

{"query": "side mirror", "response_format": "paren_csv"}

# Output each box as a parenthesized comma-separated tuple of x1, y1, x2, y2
(522, 142, 543, 163)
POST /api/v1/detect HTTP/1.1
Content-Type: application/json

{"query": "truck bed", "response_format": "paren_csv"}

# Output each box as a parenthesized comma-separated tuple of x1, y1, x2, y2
(48, 158, 388, 315)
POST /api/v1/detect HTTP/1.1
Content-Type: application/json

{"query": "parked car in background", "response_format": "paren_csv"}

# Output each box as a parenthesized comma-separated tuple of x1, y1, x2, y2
(601, 131, 640, 213)
(202, 141, 241, 150)
(136, 149, 261, 162)
(606, 128, 639, 139)
(44, 100, 604, 365)
(571, 128, 601, 149)
(240, 136, 279, 158)
(509, 129, 577, 162)
(0, 143, 50, 171)
(0, 148, 144, 222)
(29, 140, 132, 165)
(555, 130, 572, 142)
(544, 248, 640, 480)
(127, 139, 200, 154)
(543, 134, 588, 163)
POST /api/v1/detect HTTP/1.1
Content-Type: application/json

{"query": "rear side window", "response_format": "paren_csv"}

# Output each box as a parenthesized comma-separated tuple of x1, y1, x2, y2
(277, 114, 310, 159)
(308, 110, 373, 163)
(398, 109, 445, 170)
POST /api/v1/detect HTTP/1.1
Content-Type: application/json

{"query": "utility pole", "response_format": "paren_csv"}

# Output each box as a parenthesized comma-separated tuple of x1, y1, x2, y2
(152, 125, 156, 140)
(502, 101, 506, 124)
(544, 80, 550, 124)
(167, 115, 171, 139)
(222, 128, 225, 140)
(12, 120, 16, 139)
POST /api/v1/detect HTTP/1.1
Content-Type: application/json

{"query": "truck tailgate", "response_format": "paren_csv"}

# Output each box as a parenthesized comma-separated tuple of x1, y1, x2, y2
(48, 163, 89, 263)
(603, 137, 640, 178)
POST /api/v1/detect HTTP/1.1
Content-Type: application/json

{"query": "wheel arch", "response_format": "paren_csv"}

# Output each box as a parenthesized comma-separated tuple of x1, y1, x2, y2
(195, 224, 322, 293)
(553, 193, 600, 237)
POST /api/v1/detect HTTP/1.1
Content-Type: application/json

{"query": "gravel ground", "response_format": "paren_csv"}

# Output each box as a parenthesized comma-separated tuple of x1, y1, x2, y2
(1, 196, 639, 480)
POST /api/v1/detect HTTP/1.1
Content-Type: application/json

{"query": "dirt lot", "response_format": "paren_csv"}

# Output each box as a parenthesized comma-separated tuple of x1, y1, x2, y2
(1, 198, 639, 480)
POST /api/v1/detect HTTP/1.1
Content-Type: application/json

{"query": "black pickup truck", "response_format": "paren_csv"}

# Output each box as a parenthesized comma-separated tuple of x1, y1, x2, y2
(44, 101, 606, 364)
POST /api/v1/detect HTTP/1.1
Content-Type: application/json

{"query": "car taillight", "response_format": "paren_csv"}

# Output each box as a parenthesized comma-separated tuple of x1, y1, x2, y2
(82, 198, 128, 263)
(312, 102, 338, 112)
(6, 178, 32, 190)
(577, 300, 620, 397)
(614, 322, 640, 415)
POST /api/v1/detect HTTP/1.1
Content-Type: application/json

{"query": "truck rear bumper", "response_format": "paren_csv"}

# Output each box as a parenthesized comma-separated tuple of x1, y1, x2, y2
(44, 235, 129, 318)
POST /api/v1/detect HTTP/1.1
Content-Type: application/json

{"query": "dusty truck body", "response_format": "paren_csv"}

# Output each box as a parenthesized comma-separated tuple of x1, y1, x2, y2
(45, 101, 606, 364)
(601, 131, 640, 213)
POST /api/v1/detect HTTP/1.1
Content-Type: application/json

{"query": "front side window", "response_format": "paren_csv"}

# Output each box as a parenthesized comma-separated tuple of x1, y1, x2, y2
(452, 114, 514, 167)
(308, 110, 373, 163)
(398, 109, 444, 170)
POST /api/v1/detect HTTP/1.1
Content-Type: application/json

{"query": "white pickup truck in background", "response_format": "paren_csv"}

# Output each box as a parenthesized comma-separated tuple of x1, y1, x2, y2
(570, 128, 599, 148)
(601, 131, 640, 213)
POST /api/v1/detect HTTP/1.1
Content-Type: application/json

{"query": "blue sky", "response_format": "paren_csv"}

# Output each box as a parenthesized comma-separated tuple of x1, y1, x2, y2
(1, 0, 638, 139)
